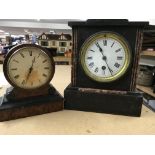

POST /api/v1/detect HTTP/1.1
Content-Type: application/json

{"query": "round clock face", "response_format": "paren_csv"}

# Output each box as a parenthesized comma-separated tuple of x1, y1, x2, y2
(4, 44, 55, 90)
(80, 32, 131, 82)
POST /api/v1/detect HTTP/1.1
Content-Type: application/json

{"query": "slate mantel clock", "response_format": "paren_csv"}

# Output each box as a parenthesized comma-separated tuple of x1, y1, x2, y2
(64, 19, 149, 117)
(0, 44, 63, 121)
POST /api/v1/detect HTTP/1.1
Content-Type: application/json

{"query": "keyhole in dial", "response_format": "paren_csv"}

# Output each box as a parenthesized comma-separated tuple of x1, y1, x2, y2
(102, 66, 106, 70)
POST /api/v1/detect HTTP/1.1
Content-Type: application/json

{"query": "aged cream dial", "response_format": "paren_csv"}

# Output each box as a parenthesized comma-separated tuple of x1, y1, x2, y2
(4, 44, 55, 90)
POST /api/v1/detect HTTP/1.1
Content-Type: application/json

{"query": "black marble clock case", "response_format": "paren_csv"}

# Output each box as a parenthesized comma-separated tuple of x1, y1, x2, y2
(64, 19, 149, 117)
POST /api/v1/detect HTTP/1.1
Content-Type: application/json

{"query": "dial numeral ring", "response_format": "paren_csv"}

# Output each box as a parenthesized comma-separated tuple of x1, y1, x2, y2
(80, 32, 131, 82)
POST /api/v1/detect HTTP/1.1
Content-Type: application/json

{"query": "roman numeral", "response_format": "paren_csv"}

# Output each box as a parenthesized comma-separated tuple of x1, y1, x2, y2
(21, 80, 26, 85)
(13, 59, 19, 63)
(37, 53, 41, 58)
(95, 42, 103, 52)
(111, 42, 115, 47)
(90, 49, 95, 52)
(117, 56, 123, 60)
(42, 73, 47, 77)
(14, 75, 19, 79)
(44, 67, 49, 70)
(114, 63, 120, 68)
(31, 82, 33, 86)
(87, 57, 92, 60)
(42, 59, 47, 63)
(94, 67, 99, 73)
(29, 51, 32, 56)
(115, 48, 121, 53)
(20, 53, 25, 58)
(103, 40, 107, 46)
(95, 42, 101, 49)
(89, 62, 94, 68)
(11, 68, 17, 71)
(102, 70, 105, 75)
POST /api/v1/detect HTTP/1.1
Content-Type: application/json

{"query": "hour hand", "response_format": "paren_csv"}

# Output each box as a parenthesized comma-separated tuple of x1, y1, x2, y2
(95, 42, 103, 52)
(32, 57, 35, 63)
(25, 67, 32, 82)
(32, 57, 36, 65)
(95, 42, 105, 57)
(30, 57, 36, 69)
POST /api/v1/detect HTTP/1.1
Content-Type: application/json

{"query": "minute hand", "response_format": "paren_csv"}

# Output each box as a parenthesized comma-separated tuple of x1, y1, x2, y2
(95, 42, 113, 75)
(104, 58, 113, 76)
(31, 57, 36, 68)
(25, 57, 36, 83)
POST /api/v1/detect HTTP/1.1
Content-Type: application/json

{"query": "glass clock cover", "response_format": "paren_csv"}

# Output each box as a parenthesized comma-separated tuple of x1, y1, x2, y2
(80, 32, 131, 82)
(4, 45, 54, 89)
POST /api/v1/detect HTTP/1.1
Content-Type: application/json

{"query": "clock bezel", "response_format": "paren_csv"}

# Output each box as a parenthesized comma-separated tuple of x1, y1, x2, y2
(80, 31, 132, 83)
(3, 44, 55, 91)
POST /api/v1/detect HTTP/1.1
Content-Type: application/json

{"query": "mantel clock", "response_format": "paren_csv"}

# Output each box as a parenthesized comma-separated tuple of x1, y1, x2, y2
(64, 19, 149, 117)
(0, 44, 63, 121)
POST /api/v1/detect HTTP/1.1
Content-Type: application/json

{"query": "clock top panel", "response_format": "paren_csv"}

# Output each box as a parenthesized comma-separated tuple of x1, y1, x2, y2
(68, 19, 149, 27)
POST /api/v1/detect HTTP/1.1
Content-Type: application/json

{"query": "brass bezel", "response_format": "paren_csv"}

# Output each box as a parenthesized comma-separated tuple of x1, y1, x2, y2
(80, 32, 131, 82)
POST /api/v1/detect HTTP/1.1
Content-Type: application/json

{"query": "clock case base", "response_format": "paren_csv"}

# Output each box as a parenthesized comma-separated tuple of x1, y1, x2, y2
(0, 86, 63, 122)
(64, 85, 143, 117)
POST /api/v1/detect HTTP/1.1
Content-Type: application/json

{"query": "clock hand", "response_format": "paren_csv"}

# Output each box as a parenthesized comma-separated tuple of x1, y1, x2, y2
(95, 42, 104, 54)
(96, 41, 113, 75)
(95, 42, 113, 75)
(25, 67, 32, 83)
(102, 56, 113, 76)
(25, 57, 36, 83)
(29, 57, 36, 73)
(105, 61, 113, 76)
(31, 57, 36, 68)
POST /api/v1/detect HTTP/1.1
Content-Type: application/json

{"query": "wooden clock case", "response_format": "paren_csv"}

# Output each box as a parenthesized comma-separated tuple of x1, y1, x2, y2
(0, 44, 63, 122)
(64, 19, 149, 117)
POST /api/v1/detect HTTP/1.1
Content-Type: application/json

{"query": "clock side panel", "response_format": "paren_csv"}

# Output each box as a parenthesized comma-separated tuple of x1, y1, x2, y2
(72, 26, 141, 91)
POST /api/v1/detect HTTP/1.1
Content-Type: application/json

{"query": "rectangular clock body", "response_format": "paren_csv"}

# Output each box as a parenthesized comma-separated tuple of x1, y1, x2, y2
(64, 19, 149, 117)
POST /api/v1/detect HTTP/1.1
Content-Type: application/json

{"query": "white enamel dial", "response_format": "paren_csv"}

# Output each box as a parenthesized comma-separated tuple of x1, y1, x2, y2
(6, 46, 54, 89)
(80, 32, 131, 82)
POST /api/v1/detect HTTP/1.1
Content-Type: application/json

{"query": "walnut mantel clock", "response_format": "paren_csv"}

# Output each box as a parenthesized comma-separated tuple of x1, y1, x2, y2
(0, 44, 63, 121)
(64, 19, 149, 117)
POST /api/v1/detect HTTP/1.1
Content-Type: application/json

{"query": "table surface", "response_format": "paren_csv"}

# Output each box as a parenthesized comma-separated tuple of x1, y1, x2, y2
(0, 65, 155, 135)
